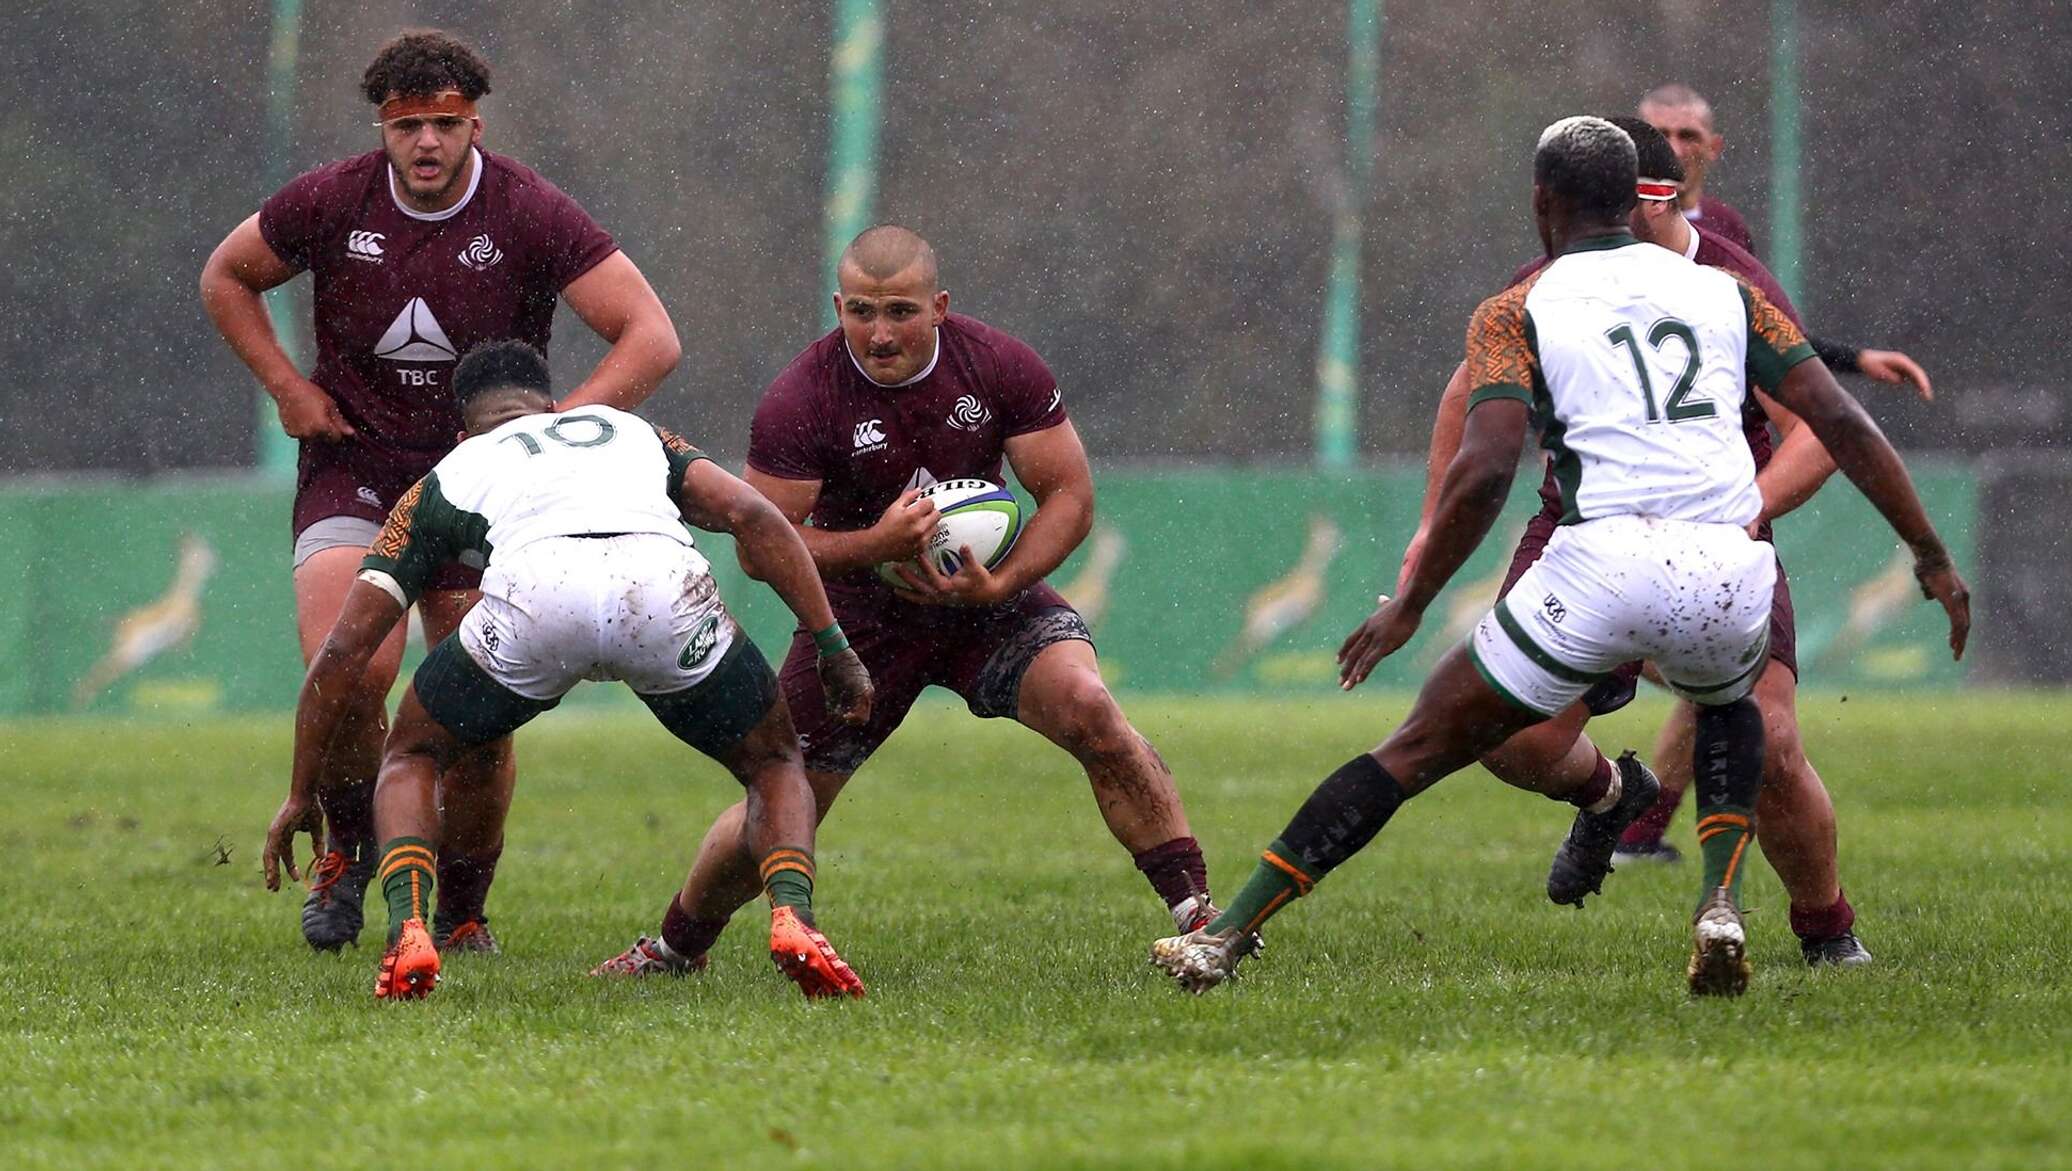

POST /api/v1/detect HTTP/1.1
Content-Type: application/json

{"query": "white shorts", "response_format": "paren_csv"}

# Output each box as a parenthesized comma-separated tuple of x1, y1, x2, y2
(1469, 515, 1776, 716)
(458, 534, 735, 702)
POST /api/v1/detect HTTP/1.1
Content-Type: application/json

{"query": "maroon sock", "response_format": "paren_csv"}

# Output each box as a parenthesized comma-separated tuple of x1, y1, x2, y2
(1618, 780, 1686, 847)
(1789, 888, 1856, 942)
(660, 895, 729, 960)
(1133, 836, 1209, 909)
(320, 777, 376, 861)
(1565, 754, 1615, 809)
(434, 844, 502, 930)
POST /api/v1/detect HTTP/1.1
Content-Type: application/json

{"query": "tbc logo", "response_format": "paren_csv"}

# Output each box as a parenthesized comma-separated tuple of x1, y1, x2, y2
(458, 234, 503, 271)
(852, 418, 887, 453)
(347, 231, 385, 262)
(1542, 593, 1567, 624)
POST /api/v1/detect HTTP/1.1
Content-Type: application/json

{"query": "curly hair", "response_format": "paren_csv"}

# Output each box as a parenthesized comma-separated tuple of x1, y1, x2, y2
(453, 340, 550, 410)
(361, 30, 492, 105)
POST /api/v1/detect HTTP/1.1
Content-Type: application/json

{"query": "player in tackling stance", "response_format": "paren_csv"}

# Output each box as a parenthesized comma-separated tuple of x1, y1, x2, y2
(592, 226, 1226, 976)
(262, 341, 870, 1000)
(1152, 116, 1969, 997)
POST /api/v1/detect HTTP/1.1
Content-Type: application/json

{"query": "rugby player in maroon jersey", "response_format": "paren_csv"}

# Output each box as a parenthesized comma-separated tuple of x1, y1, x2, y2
(201, 30, 681, 954)
(590, 226, 1229, 977)
(1398, 117, 1932, 967)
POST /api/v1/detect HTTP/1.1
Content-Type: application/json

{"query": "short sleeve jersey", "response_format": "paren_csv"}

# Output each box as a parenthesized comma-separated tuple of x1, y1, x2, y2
(1507, 225, 1802, 523)
(1465, 234, 1814, 526)
(359, 405, 707, 606)
(747, 313, 1065, 600)
(260, 149, 618, 471)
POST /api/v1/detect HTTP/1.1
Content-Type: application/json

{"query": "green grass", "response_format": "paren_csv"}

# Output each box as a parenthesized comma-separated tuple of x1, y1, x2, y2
(3, 692, 2068, 1170)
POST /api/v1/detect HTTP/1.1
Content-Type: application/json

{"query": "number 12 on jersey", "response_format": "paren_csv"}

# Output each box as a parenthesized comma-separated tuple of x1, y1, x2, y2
(1606, 319, 1716, 423)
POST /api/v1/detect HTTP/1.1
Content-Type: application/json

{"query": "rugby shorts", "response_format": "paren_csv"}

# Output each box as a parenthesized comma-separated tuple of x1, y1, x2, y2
(1470, 515, 1776, 717)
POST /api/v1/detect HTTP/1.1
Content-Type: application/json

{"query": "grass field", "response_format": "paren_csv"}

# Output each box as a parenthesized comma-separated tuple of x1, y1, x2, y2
(4, 691, 2068, 1170)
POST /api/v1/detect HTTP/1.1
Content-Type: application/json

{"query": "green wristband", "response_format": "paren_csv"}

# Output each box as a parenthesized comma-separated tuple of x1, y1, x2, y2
(813, 623, 850, 656)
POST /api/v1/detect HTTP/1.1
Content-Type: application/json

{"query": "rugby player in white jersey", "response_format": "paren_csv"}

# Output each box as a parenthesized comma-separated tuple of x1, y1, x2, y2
(1151, 116, 1969, 998)
(261, 341, 873, 1001)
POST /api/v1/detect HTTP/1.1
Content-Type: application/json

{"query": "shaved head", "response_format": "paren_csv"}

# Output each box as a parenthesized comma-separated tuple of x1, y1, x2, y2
(839, 224, 939, 290)
(1639, 82, 1715, 126)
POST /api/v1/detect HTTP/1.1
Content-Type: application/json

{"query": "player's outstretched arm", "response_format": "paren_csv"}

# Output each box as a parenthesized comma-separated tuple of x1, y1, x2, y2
(556, 252, 683, 413)
(199, 215, 355, 442)
(265, 578, 405, 891)
(1769, 358, 1970, 658)
(682, 462, 872, 723)
(1398, 361, 1475, 593)
(1341, 396, 1528, 689)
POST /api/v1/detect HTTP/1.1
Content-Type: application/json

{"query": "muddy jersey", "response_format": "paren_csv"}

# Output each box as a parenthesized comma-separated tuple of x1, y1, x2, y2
(1465, 234, 1814, 526)
(747, 313, 1066, 610)
(1508, 226, 1801, 523)
(259, 148, 618, 533)
(359, 406, 707, 607)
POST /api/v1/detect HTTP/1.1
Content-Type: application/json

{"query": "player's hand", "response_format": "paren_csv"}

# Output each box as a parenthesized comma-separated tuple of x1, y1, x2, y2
(1912, 552, 1971, 661)
(891, 545, 1010, 607)
(817, 647, 874, 726)
(1395, 527, 1429, 597)
(1857, 349, 1934, 401)
(872, 489, 940, 562)
(262, 792, 325, 891)
(1337, 595, 1423, 690)
(272, 378, 357, 442)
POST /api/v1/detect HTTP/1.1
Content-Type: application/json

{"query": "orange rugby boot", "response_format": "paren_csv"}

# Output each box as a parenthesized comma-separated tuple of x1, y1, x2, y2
(374, 918, 442, 1001)
(768, 906, 865, 1000)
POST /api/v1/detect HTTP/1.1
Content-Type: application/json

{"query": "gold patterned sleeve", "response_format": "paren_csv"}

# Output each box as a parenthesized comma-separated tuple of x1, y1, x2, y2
(1463, 282, 1540, 410)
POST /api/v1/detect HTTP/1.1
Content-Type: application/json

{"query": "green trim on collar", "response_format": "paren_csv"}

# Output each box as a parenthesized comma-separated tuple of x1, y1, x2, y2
(1560, 232, 1639, 255)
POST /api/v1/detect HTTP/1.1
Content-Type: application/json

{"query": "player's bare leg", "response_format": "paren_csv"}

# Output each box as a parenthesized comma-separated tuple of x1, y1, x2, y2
(292, 547, 407, 951)
(1744, 665, 1866, 965)
(596, 699, 861, 998)
(418, 589, 514, 953)
(1154, 645, 1543, 992)
(1476, 698, 1664, 907)
(367, 688, 461, 1000)
(1015, 639, 1219, 931)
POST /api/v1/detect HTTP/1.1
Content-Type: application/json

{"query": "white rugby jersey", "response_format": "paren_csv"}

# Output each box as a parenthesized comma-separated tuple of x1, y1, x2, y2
(1463, 233, 1814, 526)
(360, 405, 712, 604)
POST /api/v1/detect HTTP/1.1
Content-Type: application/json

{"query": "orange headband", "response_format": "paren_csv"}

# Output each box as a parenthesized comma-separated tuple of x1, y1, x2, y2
(374, 90, 479, 126)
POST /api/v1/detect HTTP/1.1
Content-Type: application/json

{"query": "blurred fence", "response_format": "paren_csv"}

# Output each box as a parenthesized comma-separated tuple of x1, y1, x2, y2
(1, 2, 2067, 476)
(3, 461, 1978, 717)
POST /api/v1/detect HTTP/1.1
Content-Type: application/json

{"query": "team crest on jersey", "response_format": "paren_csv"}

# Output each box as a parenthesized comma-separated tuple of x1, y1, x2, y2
(356, 486, 383, 508)
(458, 234, 504, 272)
(947, 394, 991, 432)
(347, 231, 385, 263)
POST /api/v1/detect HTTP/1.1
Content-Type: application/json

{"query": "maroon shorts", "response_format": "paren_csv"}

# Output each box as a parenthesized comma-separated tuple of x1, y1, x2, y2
(293, 440, 481, 592)
(779, 583, 1091, 775)
(1499, 513, 1797, 715)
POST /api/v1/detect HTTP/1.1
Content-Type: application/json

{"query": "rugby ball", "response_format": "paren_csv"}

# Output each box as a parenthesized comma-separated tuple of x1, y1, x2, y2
(876, 479, 1023, 586)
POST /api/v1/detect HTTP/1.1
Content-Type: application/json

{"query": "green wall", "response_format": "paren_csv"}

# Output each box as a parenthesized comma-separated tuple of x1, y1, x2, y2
(1, 465, 1974, 717)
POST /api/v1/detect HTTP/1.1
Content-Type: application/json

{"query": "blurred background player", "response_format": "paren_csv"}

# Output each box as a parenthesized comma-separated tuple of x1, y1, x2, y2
(1400, 117, 1930, 965)
(200, 30, 681, 953)
(263, 341, 869, 1000)
(1153, 115, 1969, 997)
(602, 225, 1226, 975)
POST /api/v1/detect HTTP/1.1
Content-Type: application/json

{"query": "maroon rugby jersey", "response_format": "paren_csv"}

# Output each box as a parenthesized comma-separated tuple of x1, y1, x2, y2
(748, 313, 1065, 608)
(260, 148, 618, 533)
(1505, 227, 1800, 522)
(1686, 193, 1755, 256)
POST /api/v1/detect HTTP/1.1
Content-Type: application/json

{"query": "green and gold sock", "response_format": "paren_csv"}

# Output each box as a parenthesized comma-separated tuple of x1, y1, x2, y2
(760, 848, 815, 921)
(1693, 697, 1765, 910)
(1207, 838, 1315, 937)
(1696, 811, 1756, 901)
(377, 837, 436, 945)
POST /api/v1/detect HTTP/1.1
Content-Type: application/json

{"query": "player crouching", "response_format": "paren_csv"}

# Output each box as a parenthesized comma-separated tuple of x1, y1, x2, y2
(263, 341, 871, 1000)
